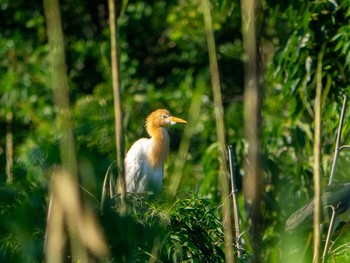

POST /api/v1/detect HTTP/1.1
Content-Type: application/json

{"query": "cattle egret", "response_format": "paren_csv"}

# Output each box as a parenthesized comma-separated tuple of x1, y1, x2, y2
(125, 109, 187, 193)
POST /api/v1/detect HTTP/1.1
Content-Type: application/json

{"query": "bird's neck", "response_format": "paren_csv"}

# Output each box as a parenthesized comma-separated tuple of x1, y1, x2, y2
(148, 126, 169, 168)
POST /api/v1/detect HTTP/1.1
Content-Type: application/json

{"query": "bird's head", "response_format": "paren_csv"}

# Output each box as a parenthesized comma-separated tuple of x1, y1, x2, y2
(146, 109, 187, 134)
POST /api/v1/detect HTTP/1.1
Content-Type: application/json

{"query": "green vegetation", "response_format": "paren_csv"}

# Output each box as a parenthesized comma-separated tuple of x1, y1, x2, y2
(2, 0, 350, 262)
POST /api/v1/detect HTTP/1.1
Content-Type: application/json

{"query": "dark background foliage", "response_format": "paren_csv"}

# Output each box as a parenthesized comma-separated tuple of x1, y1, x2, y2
(1, 0, 350, 262)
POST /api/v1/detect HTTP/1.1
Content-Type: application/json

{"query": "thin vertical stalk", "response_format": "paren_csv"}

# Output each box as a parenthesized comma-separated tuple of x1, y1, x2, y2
(240, 0, 262, 261)
(44, 1, 110, 261)
(202, 0, 234, 262)
(43, 0, 77, 179)
(322, 206, 336, 263)
(6, 112, 13, 183)
(43, 0, 79, 260)
(227, 145, 242, 259)
(108, 0, 126, 201)
(44, 190, 65, 263)
(328, 95, 348, 186)
(45, 169, 110, 263)
(313, 43, 326, 263)
(169, 80, 204, 195)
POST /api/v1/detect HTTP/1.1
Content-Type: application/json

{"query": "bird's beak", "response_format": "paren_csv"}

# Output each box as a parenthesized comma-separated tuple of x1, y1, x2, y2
(169, 116, 187, 125)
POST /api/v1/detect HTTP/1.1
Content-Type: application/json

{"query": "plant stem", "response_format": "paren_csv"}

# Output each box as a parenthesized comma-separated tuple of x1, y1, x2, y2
(313, 42, 326, 263)
(169, 79, 203, 195)
(227, 145, 242, 259)
(202, 0, 234, 261)
(6, 111, 13, 183)
(43, 0, 79, 260)
(328, 95, 348, 186)
(240, 0, 262, 261)
(44, 0, 78, 179)
(108, 0, 126, 202)
(322, 206, 336, 263)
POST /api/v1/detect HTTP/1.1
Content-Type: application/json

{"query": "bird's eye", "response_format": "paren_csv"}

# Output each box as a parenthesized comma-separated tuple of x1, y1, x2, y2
(161, 114, 168, 119)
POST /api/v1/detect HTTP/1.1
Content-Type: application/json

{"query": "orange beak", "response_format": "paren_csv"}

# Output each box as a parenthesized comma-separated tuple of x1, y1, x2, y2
(169, 116, 187, 124)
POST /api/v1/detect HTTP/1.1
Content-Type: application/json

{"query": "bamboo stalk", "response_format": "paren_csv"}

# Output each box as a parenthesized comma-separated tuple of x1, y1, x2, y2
(320, 95, 348, 260)
(240, 0, 262, 261)
(328, 95, 348, 186)
(46, 169, 110, 263)
(100, 162, 116, 214)
(322, 206, 336, 263)
(313, 43, 326, 263)
(44, 187, 65, 263)
(169, 80, 204, 195)
(108, 0, 126, 203)
(43, 0, 78, 179)
(6, 111, 13, 183)
(201, 0, 234, 262)
(43, 0, 79, 260)
(227, 145, 242, 259)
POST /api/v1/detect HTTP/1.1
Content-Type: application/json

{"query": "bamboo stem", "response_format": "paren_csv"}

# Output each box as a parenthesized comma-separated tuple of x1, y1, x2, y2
(6, 111, 13, 183)
(313, 42, 326, 263)
(320, 95, 348, 260)
(328, 95, 348, 186)
(322, 206, 336, 263)
(169, 79, 204, 195)
(43, 0, 78, 179)
(108, 0, 126, 202)
(43, 0, 79, 260)
(240, 0, 262, 261)
(227, 145, 242, 259)
(201, 0, 234, 261)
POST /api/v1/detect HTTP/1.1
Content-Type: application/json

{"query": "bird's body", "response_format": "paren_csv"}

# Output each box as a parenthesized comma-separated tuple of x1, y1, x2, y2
(125, 109, 187, 193)
(285, 183, 350, 232)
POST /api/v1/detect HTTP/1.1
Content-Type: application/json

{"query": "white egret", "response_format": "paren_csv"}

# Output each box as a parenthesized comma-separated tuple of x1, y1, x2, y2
(125, 109, 187, 193)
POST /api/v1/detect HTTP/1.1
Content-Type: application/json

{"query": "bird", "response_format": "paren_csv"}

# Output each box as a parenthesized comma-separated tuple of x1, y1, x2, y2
(124, 109, 187, 193)
(285, 183, 350, 232)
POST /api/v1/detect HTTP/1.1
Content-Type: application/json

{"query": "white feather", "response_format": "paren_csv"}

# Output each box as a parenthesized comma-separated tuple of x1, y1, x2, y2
(125, 138, 164, 193)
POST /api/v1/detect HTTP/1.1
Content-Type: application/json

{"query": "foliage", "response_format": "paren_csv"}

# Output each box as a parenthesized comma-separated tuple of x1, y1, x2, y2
(0, 181, 46, 262)
(2, 0, 350, 262)
(162, 198, 226, 262)
(106, 196, 228, 262)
